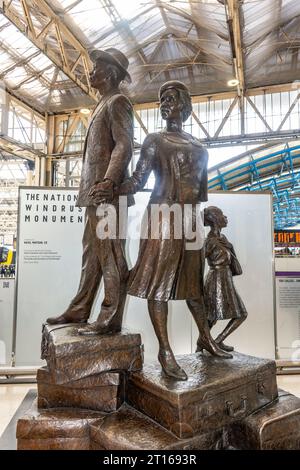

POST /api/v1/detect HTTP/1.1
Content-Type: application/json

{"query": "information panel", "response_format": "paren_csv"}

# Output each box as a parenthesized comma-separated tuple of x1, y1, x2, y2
(15, 187, 275, 365)
(201, 192, 275, 359)
(275, 257, 300, 360)
(125, 191, 275, 361)
(15, 187, 85, 365)
(0, 277, 15, 365)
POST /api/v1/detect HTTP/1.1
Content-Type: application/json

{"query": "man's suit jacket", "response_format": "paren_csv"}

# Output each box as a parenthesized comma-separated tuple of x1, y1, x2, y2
(77, 92, 134, 207)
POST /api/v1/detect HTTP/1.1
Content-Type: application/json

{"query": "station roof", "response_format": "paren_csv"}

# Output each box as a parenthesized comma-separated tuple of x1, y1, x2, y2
(208, 140, 300, 228)
(0, 0, 299, 113)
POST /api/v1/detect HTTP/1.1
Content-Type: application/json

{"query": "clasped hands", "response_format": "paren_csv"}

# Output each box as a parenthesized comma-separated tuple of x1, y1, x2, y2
(88, 179, 115, 204)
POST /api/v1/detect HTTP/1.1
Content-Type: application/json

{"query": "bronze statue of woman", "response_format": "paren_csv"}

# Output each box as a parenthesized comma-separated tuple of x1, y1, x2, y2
(116, 81, 232, 381)
(203, 206, 248, 352)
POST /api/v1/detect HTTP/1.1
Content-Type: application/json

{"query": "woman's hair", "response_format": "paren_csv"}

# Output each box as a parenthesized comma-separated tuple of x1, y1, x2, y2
(204, 206, 223, 227)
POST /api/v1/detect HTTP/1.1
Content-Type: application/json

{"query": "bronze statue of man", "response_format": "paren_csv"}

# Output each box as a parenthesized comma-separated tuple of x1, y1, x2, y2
(111, 81, 232, 380)
(47, 48, 134, 335)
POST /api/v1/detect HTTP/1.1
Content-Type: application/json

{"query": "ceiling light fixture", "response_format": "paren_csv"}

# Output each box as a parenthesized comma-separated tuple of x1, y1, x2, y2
(227, 79, 239, 87)
(80, 108, 91, 115)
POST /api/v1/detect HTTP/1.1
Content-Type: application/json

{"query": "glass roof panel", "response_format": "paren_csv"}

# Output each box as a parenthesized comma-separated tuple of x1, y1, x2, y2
(62, 0, 112, 42)
(113, 0, 155, 19)
(0, 0, 298, 113)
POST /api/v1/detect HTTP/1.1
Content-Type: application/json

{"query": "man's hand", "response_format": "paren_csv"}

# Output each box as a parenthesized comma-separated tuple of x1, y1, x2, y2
(88, 180, 114, 204)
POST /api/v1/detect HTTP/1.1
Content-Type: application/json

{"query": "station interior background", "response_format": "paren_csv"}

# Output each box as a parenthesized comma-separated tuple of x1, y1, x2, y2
(0, 0, 300, 449)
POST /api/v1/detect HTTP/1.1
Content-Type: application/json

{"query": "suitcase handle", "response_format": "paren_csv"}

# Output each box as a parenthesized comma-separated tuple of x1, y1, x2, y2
(226, 396, 248, 418)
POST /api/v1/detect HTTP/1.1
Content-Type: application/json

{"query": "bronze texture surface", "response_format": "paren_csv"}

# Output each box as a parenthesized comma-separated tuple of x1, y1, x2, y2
(41, 324, 143, 383)
(37, 367, 125, 412)
(128, 352, 278, 438)
(90, 404, 224, 450)
(46, 48, 134, 334)
(116, 81, 232, 379)
(228, 389, 300, 449)
(17, 399, 105, 450)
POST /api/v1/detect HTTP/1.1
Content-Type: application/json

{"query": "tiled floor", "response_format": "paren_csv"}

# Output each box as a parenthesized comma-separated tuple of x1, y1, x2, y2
(276, 375, 300, 398)
(0, 384, 37, 436)
(0, 375, 299, 441)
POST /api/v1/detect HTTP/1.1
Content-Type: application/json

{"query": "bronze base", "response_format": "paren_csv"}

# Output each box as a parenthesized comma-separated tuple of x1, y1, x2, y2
(227, 389, 300, 449)
(90, 404, 224, 450)
(16, 329, 300, 450)
(16, 399, 105, 450)
(16, 388, 300, 450)
(128, 352, 278, 438)
(41, 324, 143, 383)
(37, 367, 125, 412)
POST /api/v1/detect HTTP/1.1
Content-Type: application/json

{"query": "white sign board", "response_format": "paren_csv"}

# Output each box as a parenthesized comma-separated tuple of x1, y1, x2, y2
(0, 278, 15, 365)
(125, 191, 275, 361)
(275, 257, 300, 360)
(15, 188, 275, 365)
(202, 192, 275, 359)
(15, 187, 85, 365)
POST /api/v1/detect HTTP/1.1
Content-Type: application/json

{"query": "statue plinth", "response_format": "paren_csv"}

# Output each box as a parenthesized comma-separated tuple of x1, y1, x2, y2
(37, 367, 125, 412)
(89, 404, 224, 450)
(37, 324, 143, 413)
(127, 352, 278, 438)
(16, 328, 300, 450)
(228, 389, 300, 449)
(16, 400, 105, 450)
(41, 324, 143, 383)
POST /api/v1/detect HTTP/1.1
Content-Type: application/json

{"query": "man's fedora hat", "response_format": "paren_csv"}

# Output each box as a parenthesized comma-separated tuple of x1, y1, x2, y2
(89, 48, 131, 83)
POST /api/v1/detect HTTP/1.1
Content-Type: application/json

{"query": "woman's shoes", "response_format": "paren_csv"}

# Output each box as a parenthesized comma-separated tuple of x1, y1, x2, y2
(216, 340, 234, 352)
(158, 349, 188, 381)
(196, 337, 233, 359)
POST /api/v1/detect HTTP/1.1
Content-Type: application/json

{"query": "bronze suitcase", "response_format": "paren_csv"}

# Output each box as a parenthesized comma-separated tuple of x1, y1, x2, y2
(41, 324, 143, 383)
(90, 404, 225, 450)
(17, 399, 105, 450)
(228, 389, 300, 449)
(37, 367, 125, 412)
(128, 352, 278, 439)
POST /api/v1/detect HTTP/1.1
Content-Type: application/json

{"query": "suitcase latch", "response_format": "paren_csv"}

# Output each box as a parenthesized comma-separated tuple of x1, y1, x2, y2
(226, 396, 248, 419)
(257, 377, 265, 395)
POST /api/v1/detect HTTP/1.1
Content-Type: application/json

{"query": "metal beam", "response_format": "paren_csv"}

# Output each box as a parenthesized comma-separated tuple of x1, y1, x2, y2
(45, 68, 60, 108)
(133, 110, 148, 136)
(0, 0, 97, 102)
(0, 40, 52, 90)
(214, 95, 239, 138)
(0, 135, 45, 160)
(99, 0, 148, 67)
(191, 111, 210, 139)
(0, 50, 40, 79)
(155, 0, 170, 30)
(246, 96, 273, 132)
(277, 92, 300, 132)
(56, 114, 81, 153)
(156, 2, 227, 41)
(203, 130, 300, 148)
(20, 0, 35, 37)
(225, 0, 245, 94)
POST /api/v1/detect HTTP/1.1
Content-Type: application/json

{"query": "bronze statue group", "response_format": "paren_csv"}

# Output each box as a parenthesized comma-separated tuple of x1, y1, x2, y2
(47, 48, 247, 381)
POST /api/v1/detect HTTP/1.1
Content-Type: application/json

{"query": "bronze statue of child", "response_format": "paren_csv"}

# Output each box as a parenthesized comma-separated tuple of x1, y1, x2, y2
(202, 206, 248, 352)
